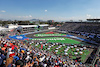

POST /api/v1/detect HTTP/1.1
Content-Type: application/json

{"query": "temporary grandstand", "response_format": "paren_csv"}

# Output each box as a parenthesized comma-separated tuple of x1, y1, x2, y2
(20, 24, 49, 33)
(1, 24, 49, 33)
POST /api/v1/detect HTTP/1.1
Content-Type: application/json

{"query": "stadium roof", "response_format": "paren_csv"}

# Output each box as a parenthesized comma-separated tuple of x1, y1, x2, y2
(87, 19, 100, 22)
(21, 24, 49, 28)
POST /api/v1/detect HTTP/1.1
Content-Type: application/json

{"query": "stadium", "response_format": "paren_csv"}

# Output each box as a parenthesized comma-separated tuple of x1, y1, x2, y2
(5, 20, 99, 67)
(1, 0, 100, 67)
(25, 31, 93, 63)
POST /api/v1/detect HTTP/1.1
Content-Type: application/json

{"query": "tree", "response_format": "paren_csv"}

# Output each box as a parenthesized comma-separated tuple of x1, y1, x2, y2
(2, 21, 8, 26)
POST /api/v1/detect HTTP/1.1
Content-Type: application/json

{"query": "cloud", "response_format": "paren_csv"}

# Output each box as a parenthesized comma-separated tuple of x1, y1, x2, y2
(17, 15, 32, 18)
(45, 10, 47, 12)
(1, 10, 6, 12)
(29, 15, 32, 18)
(86, 14, 91, 18)
(16, 15, 33, 20)
(22, 15, 32, 18)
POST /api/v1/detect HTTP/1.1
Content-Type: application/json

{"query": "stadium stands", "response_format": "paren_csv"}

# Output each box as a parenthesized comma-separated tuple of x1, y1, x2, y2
(59, 22, 100, 34)
(59, 22, 100, 44)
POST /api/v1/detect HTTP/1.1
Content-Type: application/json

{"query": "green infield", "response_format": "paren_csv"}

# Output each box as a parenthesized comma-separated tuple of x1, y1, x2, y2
(35, 34, 66, 37)
(31, 37, 81, 44)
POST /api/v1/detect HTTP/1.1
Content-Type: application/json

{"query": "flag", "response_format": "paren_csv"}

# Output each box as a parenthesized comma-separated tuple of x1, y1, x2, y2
(11, 45, 18, 50)
(9, 53, 15, 57)
(4, 44, 7, 47)
(41, 44, 43, 49)
(59, 59, 62, 63)
(43, 46, 45, 50)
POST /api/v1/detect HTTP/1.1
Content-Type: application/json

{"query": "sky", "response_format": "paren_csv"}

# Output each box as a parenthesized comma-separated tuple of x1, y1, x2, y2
(0, 0, 100, 21)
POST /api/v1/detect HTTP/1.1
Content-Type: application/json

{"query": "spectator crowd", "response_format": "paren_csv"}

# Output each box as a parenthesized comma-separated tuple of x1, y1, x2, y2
(0, 37, 88, 67)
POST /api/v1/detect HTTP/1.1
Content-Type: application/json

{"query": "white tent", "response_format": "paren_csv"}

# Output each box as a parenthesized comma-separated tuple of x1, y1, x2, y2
(0, 26, 9, 31)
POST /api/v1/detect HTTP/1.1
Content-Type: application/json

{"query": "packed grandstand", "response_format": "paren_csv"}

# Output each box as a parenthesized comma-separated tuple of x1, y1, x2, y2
(0, 21, 100, 67)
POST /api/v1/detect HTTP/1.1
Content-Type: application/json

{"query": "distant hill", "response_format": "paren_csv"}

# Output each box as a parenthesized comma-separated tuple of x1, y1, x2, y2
(30, 19, 43, 22)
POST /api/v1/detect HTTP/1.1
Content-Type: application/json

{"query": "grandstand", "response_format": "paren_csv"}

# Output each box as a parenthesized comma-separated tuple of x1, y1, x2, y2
(59, 22, 100, 34)
(57, 22, 100, 66)
(5, 24, 49, 33)
(59, 22, 100, 45)
(21, 24, 49, 33)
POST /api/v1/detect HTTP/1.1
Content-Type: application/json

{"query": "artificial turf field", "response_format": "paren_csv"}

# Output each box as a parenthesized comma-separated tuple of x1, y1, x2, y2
(29, 33, 92, 63)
